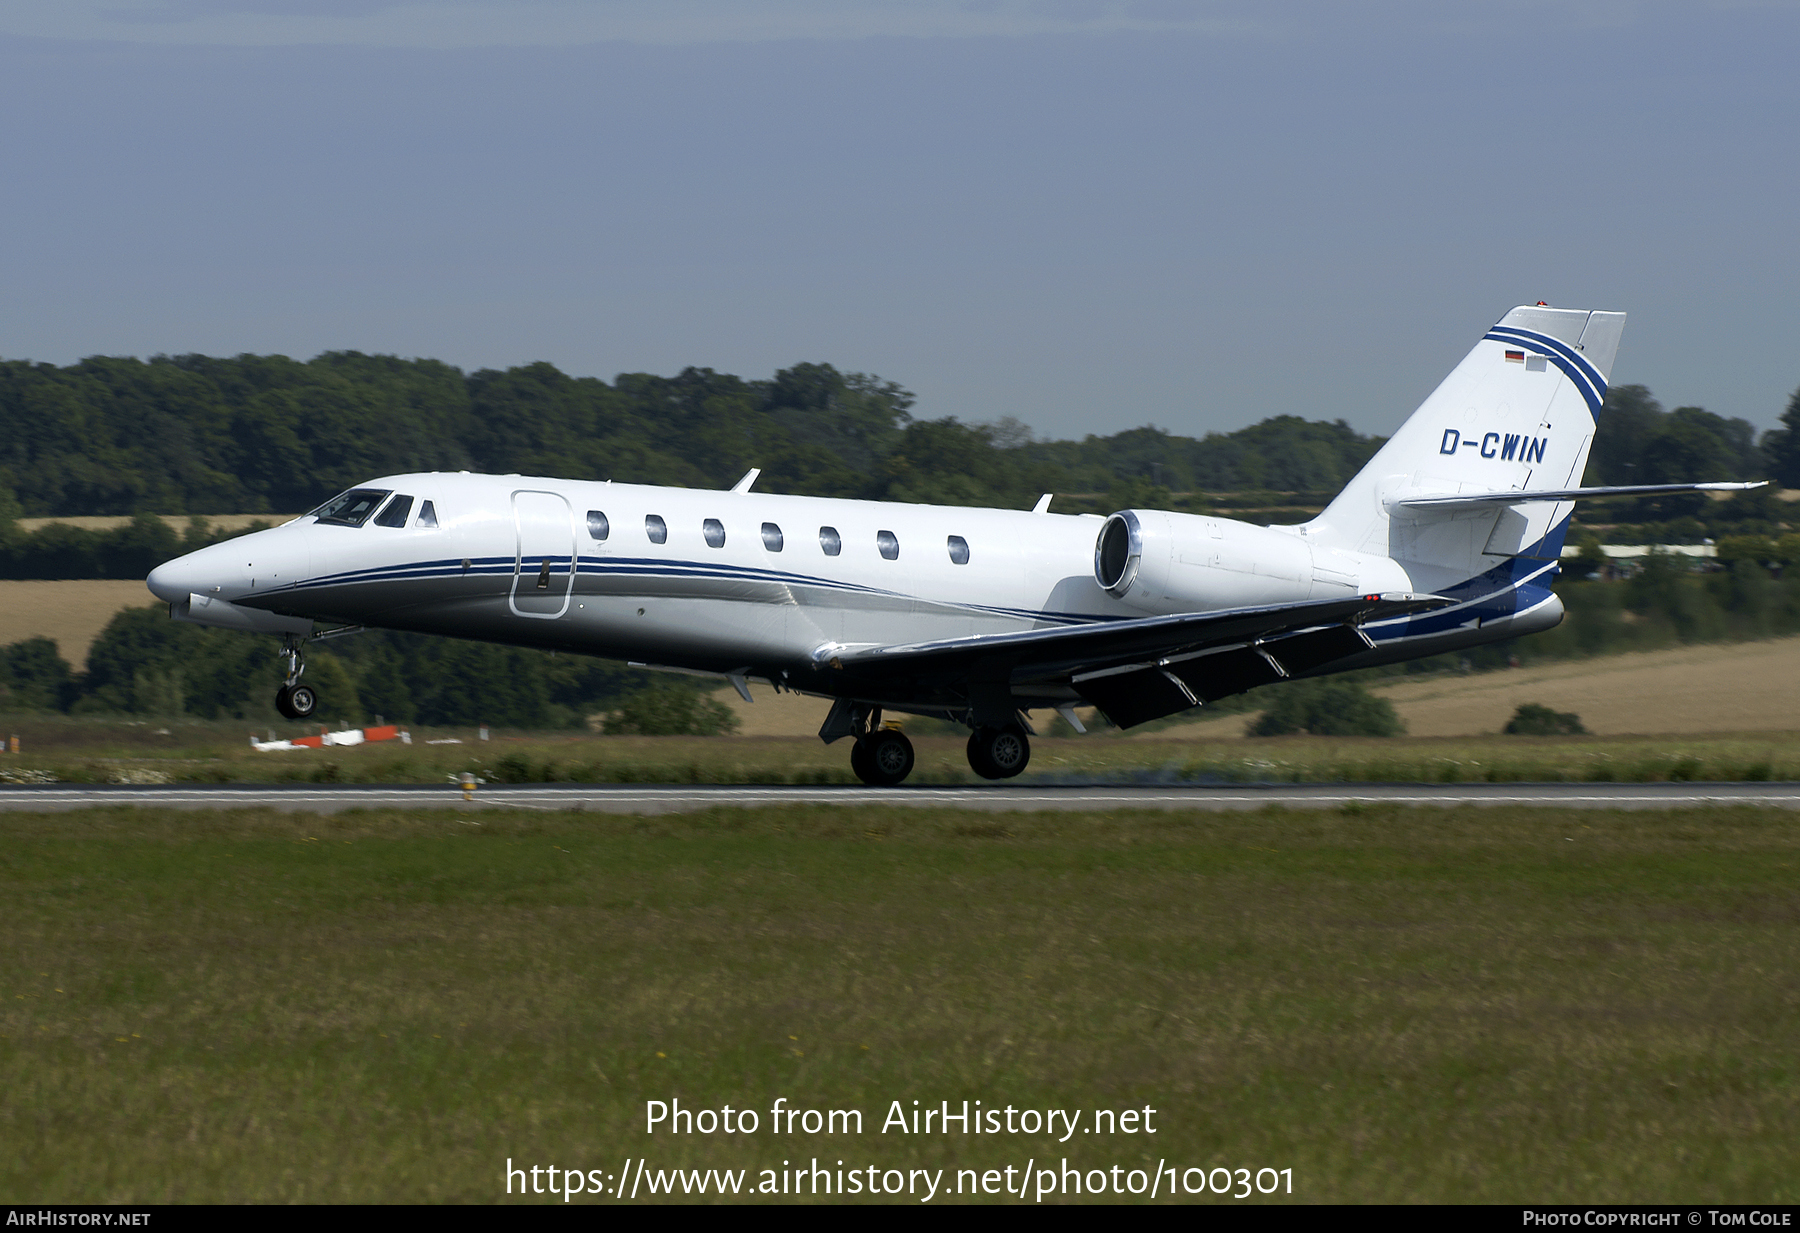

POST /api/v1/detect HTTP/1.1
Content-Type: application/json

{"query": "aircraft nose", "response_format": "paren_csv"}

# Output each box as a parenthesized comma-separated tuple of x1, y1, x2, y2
(146, 526, 310, 604)
(146, 552, 207, 603)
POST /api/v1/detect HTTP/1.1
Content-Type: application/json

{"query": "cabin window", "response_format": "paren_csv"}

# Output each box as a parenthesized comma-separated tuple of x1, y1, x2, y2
(372, 495, 414, 528)
(703, 518, 726, 548)
(947, 535, 970, 565)
(311, 488, 391, 528)
(415, 500, 438, 528)
(645, 514, 668, 545)
(877, 530, 899, 560)
(762, 522, 784, 552)
(587, 510, 610, 541)
(819, 526, 841, 556)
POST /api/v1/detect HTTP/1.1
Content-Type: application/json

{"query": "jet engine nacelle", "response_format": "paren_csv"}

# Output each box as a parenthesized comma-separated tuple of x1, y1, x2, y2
(1094, 509, 1376, 615)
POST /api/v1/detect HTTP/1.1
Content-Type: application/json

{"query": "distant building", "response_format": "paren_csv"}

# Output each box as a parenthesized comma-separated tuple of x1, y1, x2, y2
(1559, 542, 1716, 579)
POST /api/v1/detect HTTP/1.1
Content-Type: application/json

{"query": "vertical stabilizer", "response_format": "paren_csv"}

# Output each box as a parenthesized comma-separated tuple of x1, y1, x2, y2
(1309, 305, 1625, 590)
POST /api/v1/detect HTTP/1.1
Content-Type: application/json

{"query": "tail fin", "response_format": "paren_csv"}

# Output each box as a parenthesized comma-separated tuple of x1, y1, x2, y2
(1310, 305, 1625, 588)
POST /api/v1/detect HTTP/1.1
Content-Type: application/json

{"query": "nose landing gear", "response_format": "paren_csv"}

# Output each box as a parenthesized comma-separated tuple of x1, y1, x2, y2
(274, 636, 317, 720)
(276, 684, 317, 720)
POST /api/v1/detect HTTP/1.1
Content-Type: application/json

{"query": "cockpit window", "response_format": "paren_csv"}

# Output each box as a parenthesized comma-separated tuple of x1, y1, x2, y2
(415, 500, 438, 528)
(312, 488, 392, 527)
(373, 495, 414, 528)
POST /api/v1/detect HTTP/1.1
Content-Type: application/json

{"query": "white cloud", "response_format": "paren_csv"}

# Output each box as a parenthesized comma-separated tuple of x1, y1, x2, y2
(0, 0, 1285, 48)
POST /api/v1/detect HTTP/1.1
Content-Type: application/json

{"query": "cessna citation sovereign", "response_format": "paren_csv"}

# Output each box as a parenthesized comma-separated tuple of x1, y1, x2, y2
(146, 305, 1759, 785)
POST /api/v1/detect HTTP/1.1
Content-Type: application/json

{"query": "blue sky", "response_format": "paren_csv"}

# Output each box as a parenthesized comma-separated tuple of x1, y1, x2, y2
(2, 1, 1796, 443)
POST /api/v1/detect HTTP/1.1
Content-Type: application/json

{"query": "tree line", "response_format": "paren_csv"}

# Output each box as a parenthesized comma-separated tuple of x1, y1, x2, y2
(0, 351, 1397, 519)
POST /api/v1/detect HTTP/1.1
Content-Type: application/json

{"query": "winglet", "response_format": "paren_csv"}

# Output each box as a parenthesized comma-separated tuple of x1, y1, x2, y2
(730, 468, 761, 493)
(1032, 494, 1054, 514)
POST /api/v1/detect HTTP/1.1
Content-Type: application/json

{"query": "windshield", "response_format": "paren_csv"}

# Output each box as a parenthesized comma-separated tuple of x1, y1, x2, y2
(311, 488, 393, 527)
(373, 495, 414, 528)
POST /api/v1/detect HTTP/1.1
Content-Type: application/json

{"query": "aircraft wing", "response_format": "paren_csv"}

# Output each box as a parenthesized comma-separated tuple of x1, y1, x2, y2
(822, 591, 1450, 728)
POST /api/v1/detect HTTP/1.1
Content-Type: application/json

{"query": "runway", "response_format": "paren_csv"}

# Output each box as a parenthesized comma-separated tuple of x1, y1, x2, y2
(5, 781, 1800, 813)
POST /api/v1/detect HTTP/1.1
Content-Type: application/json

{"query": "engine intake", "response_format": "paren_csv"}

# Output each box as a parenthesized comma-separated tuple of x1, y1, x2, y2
(1094, 511, 1141, 596)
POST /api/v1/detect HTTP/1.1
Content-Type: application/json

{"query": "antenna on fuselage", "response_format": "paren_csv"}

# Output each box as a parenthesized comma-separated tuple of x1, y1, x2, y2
(730, 468, 761, 493)
(1031, 493, 1053, 514)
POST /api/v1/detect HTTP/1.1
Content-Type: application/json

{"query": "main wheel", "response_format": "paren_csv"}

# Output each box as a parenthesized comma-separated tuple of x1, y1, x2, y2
(967, 725, 1030, 780)
(856, 729, 915, 786)
(276, 683, 318, 720)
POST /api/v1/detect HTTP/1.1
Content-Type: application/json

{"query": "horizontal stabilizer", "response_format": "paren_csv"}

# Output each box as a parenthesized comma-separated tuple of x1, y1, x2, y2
(1393, 480, 1766, 513)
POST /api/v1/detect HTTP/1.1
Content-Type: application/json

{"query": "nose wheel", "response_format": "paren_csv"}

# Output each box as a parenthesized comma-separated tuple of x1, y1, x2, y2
(276, 683, 317, 720)
(967, 724, 1030, 780)
(273, 635, 318, 720)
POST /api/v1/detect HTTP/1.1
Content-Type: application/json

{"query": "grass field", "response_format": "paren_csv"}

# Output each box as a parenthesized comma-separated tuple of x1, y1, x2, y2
(0, 585, 159, 667)
(1327, 638, 1800, 738)
(3, 803, 1798, 1203)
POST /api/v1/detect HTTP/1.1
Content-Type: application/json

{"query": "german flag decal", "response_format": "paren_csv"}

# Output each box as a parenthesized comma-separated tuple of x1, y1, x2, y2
(1504, 349, 1526, 363)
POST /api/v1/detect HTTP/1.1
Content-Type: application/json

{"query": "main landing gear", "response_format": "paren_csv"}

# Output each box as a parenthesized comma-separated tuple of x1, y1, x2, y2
(966, 723, 1030, 780)
(850, 716, 916, 787)
(274, 636, 317, 720)
(840, 709, 1032, 786)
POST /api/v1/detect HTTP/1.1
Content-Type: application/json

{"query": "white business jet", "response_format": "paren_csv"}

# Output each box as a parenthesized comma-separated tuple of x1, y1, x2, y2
(145, 305, 1758, 785)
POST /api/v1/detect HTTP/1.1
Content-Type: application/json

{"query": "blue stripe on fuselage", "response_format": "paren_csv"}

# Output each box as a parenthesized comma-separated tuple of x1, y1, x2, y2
(263, 554, 1104, 627)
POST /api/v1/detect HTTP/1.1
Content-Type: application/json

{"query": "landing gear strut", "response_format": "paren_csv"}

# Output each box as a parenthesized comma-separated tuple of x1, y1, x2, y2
(274, 636, 317, 720)
(966, 724, 1030, 780)
(848, 708, 916, 786)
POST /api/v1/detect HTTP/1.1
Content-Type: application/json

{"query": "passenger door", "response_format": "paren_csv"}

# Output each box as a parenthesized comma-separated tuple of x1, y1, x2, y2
(510, 490, 575, 619)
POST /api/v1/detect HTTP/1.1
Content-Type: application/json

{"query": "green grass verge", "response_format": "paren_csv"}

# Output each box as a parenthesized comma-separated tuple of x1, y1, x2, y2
(2, 717, 1800, 786)
(3, 805, 1799, 1202)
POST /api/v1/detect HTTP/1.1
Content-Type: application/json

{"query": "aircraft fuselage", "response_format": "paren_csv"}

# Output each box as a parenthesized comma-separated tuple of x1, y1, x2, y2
(146, 470, 1561, 719)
